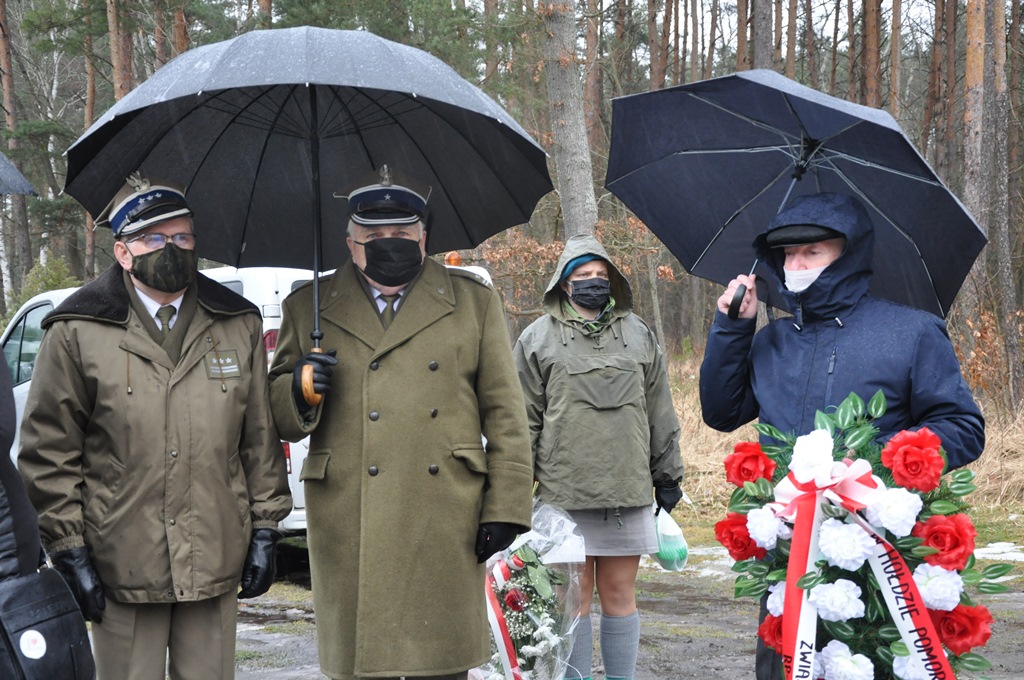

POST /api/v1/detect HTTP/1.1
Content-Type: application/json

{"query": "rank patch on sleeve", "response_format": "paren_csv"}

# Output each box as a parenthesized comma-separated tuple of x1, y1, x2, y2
(205, 349, 242, 379)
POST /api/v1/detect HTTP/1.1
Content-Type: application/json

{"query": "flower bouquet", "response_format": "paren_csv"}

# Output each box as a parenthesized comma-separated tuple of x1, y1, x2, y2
(471, 500, 586, 680)
(715, 391, 1012, 680)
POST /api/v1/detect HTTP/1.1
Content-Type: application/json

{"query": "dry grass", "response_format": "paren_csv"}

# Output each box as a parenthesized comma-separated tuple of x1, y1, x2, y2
(667, 355, 1024, 539)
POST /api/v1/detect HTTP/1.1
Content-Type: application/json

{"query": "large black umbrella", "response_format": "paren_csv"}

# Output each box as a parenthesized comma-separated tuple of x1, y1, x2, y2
(605, 69, 985, 319)
(0, 151, 36, 196)
(64, 26, 552, 271)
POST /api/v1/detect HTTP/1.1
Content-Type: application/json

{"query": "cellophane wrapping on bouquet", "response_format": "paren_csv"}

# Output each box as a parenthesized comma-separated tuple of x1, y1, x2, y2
(470, 500, 586, 680)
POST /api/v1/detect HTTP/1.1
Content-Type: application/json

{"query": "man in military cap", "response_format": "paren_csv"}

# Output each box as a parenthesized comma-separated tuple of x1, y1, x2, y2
(269, 165, 534, 680)
(18, 172, 291, 679)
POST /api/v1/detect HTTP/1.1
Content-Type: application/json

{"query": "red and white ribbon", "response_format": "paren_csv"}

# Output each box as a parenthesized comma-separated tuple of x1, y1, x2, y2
(769, 459, 882, 680)
(485, 562, 523, 680)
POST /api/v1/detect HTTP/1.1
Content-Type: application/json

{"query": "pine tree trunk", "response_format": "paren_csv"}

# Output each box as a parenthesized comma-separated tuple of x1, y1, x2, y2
(154, 0, 168, 67)
(583, 0, 602, 147)
(173, 4, 189, 56)
(919, 0, 944, 159)
(648, 0, 663, 88)
(736, 0, 749, 70)
(829, 0, 840, 94)
(773, 0, 782, 70)
(84, 1, 97, 280)
(0, 0, 30, 295)
(889, 0, 901, 118)
(864, 0, 881, 107)
(258, 0, 271, 28)
(541, 2, 598, 238)
(751, 0, 772, 68)
(846, 0, 856, 99)
(785, 0, 797, 78)
(804, 0, 818, 88)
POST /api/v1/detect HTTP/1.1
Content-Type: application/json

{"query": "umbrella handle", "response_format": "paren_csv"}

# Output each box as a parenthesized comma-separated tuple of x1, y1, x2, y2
(301, 347, 325, 406)
(727, 284, 747, 320)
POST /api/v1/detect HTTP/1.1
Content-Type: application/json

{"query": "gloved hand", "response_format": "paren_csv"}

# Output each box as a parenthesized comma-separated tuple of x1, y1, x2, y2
(50, 545, 106, 623)
(655, 479, 684, 514)
(475, 522, 519, 564)
(291, 350, 338, 413)
(238, 528, 282, 599)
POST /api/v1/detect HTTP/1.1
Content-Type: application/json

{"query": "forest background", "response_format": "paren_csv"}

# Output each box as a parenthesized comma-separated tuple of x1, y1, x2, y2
(0, 0, 1021, 422)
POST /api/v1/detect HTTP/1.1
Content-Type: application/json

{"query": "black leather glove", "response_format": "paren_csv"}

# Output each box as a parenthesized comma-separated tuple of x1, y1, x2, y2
(50, 545, 105, 623)
(655, 479, 683, 514)
(291, 350, 338, 413)
(238, 528, 282, 599)
(475, 522, 519, 564)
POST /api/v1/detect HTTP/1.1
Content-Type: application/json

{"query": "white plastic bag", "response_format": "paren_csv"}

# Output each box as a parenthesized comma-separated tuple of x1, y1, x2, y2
(653, 508, 689, 571)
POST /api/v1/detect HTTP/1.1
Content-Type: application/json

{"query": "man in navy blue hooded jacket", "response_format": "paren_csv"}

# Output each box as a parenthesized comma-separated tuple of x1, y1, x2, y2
(699, 191, 984, 680)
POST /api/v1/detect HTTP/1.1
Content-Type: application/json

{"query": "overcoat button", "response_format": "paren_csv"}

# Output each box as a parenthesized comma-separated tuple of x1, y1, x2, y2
(429, 464, 439, 475)
(428, 361, 439, 371)
(430, 408, 438, 418)
(368, 466, 379, 476)
(169, 518, 176, 526)
(370, 361, 379, 371)
(369, 411, 380, 421)
(170, 450, 178, 458)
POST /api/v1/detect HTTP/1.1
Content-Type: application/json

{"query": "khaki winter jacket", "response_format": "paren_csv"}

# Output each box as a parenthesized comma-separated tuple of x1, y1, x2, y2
(18, 265, 291, 604)
(514, 234, 684, 510)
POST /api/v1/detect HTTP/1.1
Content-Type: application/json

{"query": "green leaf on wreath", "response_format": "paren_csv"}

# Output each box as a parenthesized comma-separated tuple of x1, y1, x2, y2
(959, 569, 983, 585)
(753, 423, 791, 443)
(823, 619, 856, 640)
(728, 501, 764, 514)
(844, 392, 867, 417)
(867, 390, 887, 418)
(928, 500, 960, 515)
(776, 540, 791, 557)
(982, 563, 1014, 579)
(877, 624, 902, 642)
(814, 410, 836, 434)
(956, 652, 993, 672)
(796, 571, 824, 590)
(910, 545, 940, 558)
(528, 564, 553, 600)
(890, 641, 910, 656)
(866, 589, 886, 622)
(731, 560, 751, 573)
(842, 425, 875, 452)
(747, 561, 771, 578)
(947, 482, 977, 496)
(966, 553, 976, 570)
(821, 503, 848, 520)
(743, 481, 760, 497)
(951, 468, 976, 484)
(875, 646, 894, 666)
(975, 581, 1010, 594)
(766, 569, 788, 582)
(835, 399, 857, 429)
(891, 536, 924, 552)
(756, 477, 775, 498)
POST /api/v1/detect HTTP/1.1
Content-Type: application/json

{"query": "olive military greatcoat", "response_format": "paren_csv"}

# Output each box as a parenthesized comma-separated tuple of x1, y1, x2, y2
(269, 259, 533, 679)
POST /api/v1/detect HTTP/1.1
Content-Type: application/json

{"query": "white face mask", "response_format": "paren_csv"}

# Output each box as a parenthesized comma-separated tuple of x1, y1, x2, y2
(784, 264, 828, 293)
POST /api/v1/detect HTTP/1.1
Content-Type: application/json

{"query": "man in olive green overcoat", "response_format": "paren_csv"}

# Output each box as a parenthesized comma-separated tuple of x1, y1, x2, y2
(269, 166, 534, 680)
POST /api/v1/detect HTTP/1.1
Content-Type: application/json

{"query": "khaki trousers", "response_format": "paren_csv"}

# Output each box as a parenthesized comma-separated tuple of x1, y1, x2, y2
(91, 590, 238, 680)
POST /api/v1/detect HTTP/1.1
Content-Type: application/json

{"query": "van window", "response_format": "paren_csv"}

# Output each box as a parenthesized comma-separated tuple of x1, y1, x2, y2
(3, 303, 53, 386)
(220, 280, 244, 296)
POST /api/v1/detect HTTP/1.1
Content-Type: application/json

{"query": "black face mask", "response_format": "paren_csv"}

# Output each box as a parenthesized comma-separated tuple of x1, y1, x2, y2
(356, 237, 424, 287)
(568, 277, 612, 310)
(130, 243, 197, 293)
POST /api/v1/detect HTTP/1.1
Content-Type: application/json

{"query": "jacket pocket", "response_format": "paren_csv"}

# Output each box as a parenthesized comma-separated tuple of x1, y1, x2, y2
(83, 456, 126, 531)
(452, 446, 488, 474)
(562, 355, 643, 410)
(299, 451, 330, 481)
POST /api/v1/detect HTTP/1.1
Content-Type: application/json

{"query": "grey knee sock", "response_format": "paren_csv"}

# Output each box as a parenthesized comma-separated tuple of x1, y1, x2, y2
(601, 611, 640, 680)
(565, 614, 592, 679)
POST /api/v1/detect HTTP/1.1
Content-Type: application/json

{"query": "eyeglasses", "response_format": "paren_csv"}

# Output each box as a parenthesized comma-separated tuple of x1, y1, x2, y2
(124, 233, 197, 250)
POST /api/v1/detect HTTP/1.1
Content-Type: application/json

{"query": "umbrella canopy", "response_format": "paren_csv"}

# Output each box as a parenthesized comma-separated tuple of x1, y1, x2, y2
(605, 69, 986, 318)
(0, 151, 36, 195)
(64, 26, 552, 270)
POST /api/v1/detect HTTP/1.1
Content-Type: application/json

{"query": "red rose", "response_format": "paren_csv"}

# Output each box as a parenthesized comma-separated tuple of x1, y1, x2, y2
(929, 604, 994, 655)
(504, 589, 528, 612)
(881, 428, 945, 492)
(724, 442, 777, 487)
(757, 613, 784, 653)
(714, 512, 767, 561)
(912, 513, 977, 571)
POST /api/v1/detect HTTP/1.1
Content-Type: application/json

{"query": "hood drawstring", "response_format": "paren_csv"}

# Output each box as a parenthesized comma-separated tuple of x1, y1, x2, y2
(834, 317, 844, 328)
(125, 352, 133, 394)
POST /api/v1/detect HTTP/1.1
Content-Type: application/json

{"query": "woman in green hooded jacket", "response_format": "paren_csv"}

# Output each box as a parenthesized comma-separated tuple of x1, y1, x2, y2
(513, 234, 684, 680)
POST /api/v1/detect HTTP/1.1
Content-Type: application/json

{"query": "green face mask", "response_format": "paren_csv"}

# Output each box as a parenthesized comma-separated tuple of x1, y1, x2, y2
(130, 243, 197, 293)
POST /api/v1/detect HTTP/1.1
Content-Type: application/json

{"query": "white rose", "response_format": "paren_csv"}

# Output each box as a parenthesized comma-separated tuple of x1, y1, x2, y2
(767, 581, 786, 617)
(893, 653, 933, 680)
(747, 506, 785, 550)
(808, 579, 865, 622)
(821, 639, 874, 680)
(914, 563, 964, 611)
(790, 429, 837, 486)
(819, 518, 875, 571)
(864, 487, 924, 538)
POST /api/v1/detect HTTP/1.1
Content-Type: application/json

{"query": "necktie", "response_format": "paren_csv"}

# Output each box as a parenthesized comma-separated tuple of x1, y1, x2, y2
(156, 305, 176, 338)
(379, 294, 399, 329)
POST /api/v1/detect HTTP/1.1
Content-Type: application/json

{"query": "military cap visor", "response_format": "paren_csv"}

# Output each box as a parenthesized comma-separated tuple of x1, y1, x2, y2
(765, 224, 843, 248)
(348, 184, 427, 226)
(99, 184, 192, 238)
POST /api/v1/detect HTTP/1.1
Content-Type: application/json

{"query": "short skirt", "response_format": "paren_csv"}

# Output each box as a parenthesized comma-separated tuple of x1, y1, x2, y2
(568, 506, 658, 556)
